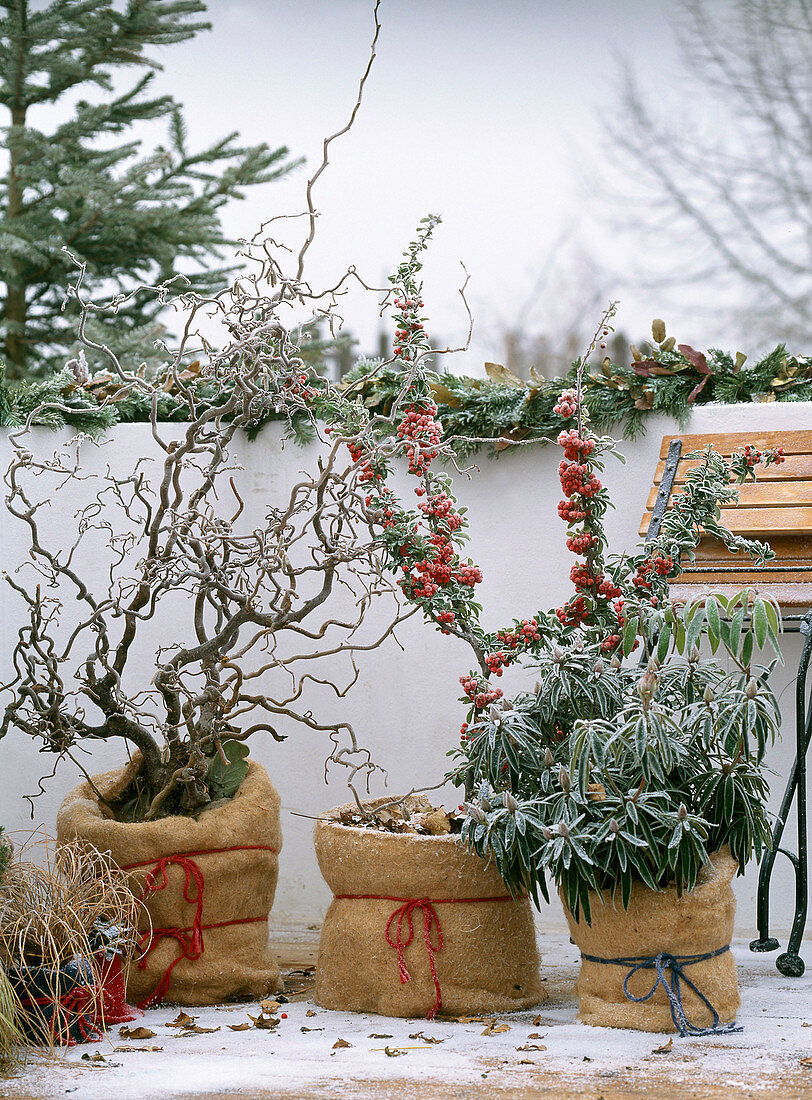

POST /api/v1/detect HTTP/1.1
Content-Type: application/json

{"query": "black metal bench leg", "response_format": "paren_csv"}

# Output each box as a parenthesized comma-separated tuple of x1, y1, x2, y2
(750, 612, 812, 975)
(777, 697, 811, 976)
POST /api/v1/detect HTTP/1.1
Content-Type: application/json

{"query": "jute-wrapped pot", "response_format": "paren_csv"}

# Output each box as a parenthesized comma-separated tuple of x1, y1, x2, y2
(564, 848, 739, 1033)
(314, 797, 545, 1019)
(56, 760, 282, 1007)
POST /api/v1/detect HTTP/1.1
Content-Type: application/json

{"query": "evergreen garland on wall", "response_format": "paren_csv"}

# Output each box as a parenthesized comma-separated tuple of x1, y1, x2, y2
(1, 338, 810, 454)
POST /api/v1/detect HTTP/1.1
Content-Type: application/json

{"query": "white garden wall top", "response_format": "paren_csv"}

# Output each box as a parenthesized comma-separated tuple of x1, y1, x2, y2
(1, 400, 811, 936)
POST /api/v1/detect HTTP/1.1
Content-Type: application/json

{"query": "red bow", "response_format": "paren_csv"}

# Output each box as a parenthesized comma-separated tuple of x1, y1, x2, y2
(19, 982, 99, 1046)
(135, 853, 206, 1008)
(384, 898, 444, 1019)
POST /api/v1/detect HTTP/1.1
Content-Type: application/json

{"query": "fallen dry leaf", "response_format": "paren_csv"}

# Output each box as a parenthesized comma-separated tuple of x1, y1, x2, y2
(652, 1037, 674, 1055)
(260, 999, 282, 1013)
(177, 1024, 220, 1035)
(248, 1014, 279, 1030)
(516, 1043, 547, 1052)
(481, 1021, 511, 1036)
(518, 1059, 536, 1065)
(113, 1045, 163, 1053)
(802, 1022, 811, 1028)
(409, 1031, 445, 1043)
(118, 1026, 156, 1040)
(228, 1022, 254, 1032)
(800, 1056, 812, 1068)
(369, 1033, 394, 1039)
(300, 1026, 324, 1033)
(371, 1045, 432, 1054)
(305, 1009, 317, 1018)
(332, 1038, 352, 1049)
(286, 966, 316, 977)
(527, 1032, 545, 1040)
(167, 1012, 197, 1028)
(532, 1014, 542, 1027)
(81, 1052, 114, 1064)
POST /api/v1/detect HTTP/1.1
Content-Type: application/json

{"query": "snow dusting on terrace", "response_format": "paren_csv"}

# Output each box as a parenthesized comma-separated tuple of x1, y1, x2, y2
(4, 936, 811, 1099)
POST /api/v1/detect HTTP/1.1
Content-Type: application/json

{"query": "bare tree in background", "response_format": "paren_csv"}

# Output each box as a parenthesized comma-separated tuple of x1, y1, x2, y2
(482, 234, 623, 379)
(606, 0, 811, 347)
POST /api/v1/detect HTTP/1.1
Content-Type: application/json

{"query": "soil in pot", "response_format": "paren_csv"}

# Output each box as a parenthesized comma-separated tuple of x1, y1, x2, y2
(314, 795, 545, 1019)
(56, 760, 282, 1008)
(564, 848, 740, 1034)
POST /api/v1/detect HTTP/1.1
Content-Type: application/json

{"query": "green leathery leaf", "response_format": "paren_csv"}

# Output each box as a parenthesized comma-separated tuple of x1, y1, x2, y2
(115, 775, 152, 823)
(752, 598, 768, 650)
(764, 599, 780, 638)
(741, 630, 754, 670)
(684, 599, 703, 622)
(656, 624, 672, 664)
(206, 739, 250, 801)
(723, 778, 735, 823)
(705, 596, 721, 639)
(729, 605, 746, 657)
(685, 606, 705, 654)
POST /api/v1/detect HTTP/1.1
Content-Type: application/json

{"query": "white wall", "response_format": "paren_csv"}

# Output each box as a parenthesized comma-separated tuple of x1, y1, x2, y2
(1, 401, 810, 940)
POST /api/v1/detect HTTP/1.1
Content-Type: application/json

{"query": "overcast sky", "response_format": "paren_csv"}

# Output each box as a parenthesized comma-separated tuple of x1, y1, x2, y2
(135, 1, 725, 371)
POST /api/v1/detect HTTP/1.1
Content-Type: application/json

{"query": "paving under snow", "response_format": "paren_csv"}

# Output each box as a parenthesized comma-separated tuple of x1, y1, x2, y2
(3, 935, 812, 1100)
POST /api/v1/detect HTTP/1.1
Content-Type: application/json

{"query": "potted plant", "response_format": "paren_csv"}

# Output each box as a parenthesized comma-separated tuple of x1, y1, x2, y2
(0, 835, 140, 1049)
(311, 219, 556, 1019)
(1, 10, 446, 1010)
(0, 203, 422, 1009)
(448, 342, 785, 1035)
(318, 295, 782, 1029)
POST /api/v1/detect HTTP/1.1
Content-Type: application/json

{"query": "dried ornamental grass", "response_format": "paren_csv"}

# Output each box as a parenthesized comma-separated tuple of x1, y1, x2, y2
(0, 833, 141, 1047)
(0, 963, 24, 1074)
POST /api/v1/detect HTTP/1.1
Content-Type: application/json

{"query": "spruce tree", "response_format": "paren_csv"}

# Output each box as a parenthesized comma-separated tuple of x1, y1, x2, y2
(0, 1, 300, 379)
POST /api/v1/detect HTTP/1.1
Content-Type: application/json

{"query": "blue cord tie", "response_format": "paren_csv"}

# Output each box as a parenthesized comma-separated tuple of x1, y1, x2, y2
(580, 944, 743, 1037)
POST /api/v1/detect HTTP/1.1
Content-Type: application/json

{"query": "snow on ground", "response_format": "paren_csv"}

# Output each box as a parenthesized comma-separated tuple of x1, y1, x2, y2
(3, 936, 812, 1099)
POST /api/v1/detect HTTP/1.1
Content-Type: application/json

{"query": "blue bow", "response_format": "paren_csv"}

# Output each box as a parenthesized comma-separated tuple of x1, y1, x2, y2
(581, 945, 743, 1037)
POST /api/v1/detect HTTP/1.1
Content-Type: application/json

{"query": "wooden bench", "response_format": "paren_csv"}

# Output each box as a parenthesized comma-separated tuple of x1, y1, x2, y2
(638, 429, 812, 606)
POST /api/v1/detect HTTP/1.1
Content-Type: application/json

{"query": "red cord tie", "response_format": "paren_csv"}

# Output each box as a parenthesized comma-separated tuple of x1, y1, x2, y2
(134, 853, 205, 1008)
(62, 985, 102, 1044)
(385, 899, 443, 1017)
(19, 984, 100, 1046)
(337, 892, 515, 1020)
(122, 845, 277, 1009)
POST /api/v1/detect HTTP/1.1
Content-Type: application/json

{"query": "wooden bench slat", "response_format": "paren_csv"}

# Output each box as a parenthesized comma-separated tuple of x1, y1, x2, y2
(639, 506, 812, 538)
(670, 582, 812, 607)
(677, 570, 812, 586)
(645, 480, 812, 511)
(659, 429, 812, 459)
(652, 453, 812, 485)
(688, 534, 812, 560)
